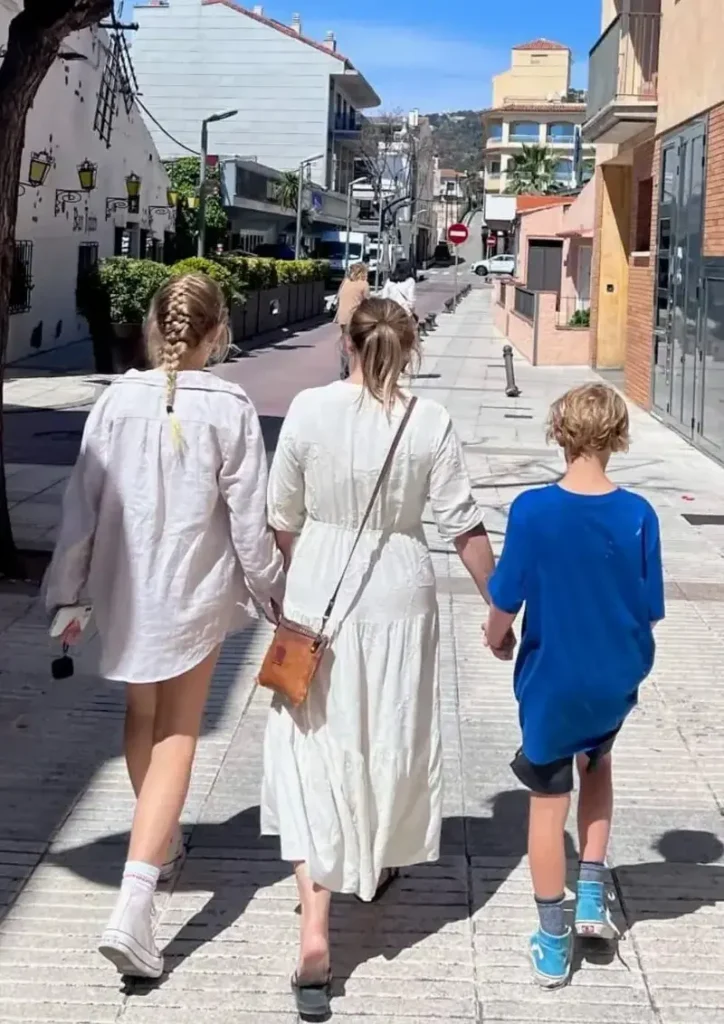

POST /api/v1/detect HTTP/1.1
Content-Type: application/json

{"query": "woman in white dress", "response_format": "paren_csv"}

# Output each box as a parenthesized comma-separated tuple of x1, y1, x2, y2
(263, 296, 497, 1016)
(44, 273, 284, 980)
(381, 259, 416, 318)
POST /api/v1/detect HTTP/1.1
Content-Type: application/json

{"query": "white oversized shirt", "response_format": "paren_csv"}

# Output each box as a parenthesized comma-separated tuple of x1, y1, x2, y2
(43, 369, 284, 683)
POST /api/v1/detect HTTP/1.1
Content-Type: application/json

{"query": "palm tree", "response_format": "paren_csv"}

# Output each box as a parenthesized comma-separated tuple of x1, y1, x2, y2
(274, 170, 300, 211)
(505, 145, 558, 195)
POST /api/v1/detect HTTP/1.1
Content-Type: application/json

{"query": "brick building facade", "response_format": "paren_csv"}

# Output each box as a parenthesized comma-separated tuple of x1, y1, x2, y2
(585, 0, 724, 461)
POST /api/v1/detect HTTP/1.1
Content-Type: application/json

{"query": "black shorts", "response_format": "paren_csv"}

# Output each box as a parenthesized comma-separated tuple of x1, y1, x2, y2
(511, 728, 619, 795)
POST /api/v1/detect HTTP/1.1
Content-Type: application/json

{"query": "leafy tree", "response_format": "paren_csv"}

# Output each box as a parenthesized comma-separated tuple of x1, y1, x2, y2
(273, 170, 300, 211)
(505, 145, 559, 195)
(165, 156, 229, 258)
(0, 0, 113, 577)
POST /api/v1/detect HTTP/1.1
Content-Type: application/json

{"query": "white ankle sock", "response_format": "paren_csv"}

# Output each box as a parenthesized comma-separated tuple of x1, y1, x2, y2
(122, 861, 160, 895)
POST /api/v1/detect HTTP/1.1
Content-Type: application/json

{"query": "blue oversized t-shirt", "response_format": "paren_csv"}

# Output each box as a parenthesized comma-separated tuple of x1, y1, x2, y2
(488, 484, 665, 765)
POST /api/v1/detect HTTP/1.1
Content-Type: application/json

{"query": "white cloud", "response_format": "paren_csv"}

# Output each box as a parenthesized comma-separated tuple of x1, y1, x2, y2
(305, 19, 507, 112)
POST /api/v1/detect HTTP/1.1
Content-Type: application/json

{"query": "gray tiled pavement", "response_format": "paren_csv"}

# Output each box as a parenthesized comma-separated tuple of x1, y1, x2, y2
(1, 289, 724, 1021)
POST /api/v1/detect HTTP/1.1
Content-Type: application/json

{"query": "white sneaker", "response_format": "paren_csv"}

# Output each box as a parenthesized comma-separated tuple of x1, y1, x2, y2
(159, 828, 185, 883)
(99, 888, 163, 978)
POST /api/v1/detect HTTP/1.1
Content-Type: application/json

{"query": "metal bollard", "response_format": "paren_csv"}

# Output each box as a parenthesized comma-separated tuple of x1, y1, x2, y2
(503, 344, 521, 398)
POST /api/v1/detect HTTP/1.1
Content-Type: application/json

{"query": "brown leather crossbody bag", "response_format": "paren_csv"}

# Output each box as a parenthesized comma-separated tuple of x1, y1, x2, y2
(258, 396, 418, 707)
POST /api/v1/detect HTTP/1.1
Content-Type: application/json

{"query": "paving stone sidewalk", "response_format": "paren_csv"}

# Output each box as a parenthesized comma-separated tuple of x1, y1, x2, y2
(1, 289, 724, 1022)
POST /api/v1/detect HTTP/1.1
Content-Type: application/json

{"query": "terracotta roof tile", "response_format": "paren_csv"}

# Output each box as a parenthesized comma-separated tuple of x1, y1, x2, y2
(516, 195, 572, 214)
(481, 102, 586, 117)
(202, 0, 349, 64)
(513, 38, 568, 51)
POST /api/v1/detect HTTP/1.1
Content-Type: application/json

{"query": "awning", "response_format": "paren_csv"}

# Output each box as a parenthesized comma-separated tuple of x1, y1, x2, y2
(557, 179, 595, 239)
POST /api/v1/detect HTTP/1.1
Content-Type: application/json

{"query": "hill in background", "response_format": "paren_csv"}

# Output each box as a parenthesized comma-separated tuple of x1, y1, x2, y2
(426, 110, 482, 175)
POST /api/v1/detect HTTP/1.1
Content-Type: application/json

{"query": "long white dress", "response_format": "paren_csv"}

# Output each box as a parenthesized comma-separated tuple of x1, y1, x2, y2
(261, 382, 481, 900)
(43, 369, 285, 683)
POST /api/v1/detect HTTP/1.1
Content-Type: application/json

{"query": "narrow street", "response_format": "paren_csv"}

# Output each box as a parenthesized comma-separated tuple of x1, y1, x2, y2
(2, 289, 724, 1022)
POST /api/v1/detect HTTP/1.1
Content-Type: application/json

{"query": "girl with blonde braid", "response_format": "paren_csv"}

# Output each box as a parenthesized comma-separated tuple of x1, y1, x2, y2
(44, 273, 284, 979)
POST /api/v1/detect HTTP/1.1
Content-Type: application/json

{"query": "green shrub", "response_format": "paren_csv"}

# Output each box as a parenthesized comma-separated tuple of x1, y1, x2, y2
(170, 256, 240, 303)
(568, 307, 591, 328)
(77, 258, 171, 326)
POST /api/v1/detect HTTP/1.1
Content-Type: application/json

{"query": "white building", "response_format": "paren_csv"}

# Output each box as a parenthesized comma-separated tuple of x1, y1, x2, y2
(433, 165, 467, 240)
(2, 2, 169, 364)
(131, 0, 380, 197)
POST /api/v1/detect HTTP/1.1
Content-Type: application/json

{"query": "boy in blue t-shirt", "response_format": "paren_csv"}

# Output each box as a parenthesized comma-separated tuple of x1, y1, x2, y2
(486, 383, 664, 989)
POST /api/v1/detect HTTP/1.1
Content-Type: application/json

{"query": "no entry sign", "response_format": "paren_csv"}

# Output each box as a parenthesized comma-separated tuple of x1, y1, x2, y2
(447, 222, 469, 245)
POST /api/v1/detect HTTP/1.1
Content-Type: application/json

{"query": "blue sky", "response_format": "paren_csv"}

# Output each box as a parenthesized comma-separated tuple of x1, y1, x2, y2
(124, 1, 600, 112)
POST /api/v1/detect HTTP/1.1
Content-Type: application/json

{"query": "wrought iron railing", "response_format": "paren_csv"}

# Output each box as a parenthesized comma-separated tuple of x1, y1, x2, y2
(556, 295, 591, 328)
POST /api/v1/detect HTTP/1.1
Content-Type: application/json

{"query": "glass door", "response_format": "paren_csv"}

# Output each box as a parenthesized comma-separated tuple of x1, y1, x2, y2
(652, 123, 706, 435)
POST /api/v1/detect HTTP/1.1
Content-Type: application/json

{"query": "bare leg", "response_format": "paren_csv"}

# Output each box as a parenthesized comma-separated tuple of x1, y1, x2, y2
(124, 684, 157, 797)
(576, 752, 613, 864)
(528, 793, 571, 900)
(127, 647, 219, 866)
(294, 862, 331, 982)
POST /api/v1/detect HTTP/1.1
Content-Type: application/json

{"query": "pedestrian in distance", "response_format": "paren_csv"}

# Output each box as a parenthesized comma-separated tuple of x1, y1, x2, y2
(262, 296, 498, 1018)
(381, 258, 417, 321)
(485, 382, 665, 989)
(334, 261, 370, 380)
(43, 272, 285, 980)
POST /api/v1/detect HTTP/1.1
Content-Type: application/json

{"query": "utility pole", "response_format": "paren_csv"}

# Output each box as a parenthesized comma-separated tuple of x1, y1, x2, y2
(197, 109, 237, 257)
(374, 184, 384, 292)
(294, 152, 324, 258)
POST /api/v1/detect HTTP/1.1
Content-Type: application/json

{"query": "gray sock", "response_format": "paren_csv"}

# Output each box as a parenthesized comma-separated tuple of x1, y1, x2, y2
(535, 894, 566, 936)
(579, 860, 608, 885)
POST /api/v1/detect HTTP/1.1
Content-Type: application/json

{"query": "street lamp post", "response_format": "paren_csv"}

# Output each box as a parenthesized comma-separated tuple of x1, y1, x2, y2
(197, 108, 237, 257)
(294, 153, 324, 259)
(344, 176, 368, 274)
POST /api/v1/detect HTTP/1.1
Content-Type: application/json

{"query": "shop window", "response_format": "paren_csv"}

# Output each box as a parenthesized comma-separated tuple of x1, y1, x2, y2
(635, 177, 653, 251)
(9, 241, 33, 315)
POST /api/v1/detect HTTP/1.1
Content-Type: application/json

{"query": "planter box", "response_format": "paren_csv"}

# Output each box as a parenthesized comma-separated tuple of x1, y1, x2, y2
(110, 323, 145, 372)
(287, 283, 300, 324)
(257, 286, 288, 334)
(230, 299, 246, 344)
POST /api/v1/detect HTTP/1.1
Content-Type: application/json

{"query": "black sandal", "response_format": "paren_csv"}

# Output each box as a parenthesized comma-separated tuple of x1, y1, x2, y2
(356, 867, 400, 903)
(291, 970, 332, 1019)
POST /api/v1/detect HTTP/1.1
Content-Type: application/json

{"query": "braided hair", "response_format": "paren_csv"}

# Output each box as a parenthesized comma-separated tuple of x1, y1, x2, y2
(145, 273, 228, 449)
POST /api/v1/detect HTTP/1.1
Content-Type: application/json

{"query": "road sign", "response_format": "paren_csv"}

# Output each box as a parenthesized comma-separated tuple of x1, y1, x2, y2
(448, 222, 469, 245)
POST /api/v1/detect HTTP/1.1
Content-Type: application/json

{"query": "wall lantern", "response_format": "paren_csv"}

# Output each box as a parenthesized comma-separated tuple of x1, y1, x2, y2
(125, 172, 141, 214)
(167, 188, 178, 207)
(186, 195, 199, 210)
(77, 159, 97, 192)
(28, 150, 53, 188)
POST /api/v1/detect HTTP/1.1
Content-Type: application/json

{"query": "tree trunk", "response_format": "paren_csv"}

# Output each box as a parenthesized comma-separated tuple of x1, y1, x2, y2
(0, 0, 111, 577)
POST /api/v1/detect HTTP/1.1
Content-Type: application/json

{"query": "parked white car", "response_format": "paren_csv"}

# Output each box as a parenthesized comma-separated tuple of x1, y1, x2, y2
(470, 254, 515, 277)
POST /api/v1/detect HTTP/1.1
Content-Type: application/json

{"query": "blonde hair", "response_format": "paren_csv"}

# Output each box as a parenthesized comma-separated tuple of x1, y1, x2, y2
(348, 297, 419, 409)
(547, 383, 630, 460)
(348, 262, 368, 282)
(146, 273, 228, 447)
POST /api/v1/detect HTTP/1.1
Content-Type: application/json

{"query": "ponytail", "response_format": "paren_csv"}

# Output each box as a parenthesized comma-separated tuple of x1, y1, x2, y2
(348, 298, 418, 409)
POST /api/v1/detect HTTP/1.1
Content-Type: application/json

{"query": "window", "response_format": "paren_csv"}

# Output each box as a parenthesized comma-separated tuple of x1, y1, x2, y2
(635, 177, 653, 251)
(509, 121, 540, 142)
(9, 241, 33, 315)
(489, 159, 501, 175)
(487, 121, 503, 141)
(547, 122, 576, 143)
(553, 158, 573, 182)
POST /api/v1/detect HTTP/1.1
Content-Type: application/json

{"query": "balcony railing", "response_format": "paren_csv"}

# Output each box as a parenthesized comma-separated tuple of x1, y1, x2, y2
(586, 12, 660, 125)
(514, 286, 536, 323)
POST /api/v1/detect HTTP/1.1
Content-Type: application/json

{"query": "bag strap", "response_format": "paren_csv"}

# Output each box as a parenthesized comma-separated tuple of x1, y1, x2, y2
(318, 395, 418, 636)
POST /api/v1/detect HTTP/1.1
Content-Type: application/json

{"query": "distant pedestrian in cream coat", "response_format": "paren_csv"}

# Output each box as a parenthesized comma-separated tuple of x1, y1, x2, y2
(44, 273, 284, 980)
(334, 262, 369, 379)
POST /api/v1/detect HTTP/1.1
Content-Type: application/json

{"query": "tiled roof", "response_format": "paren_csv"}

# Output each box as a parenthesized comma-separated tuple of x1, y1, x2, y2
(481, 102, 586, 117)
(513, 38, 568, 51)
(439, 168, 466, 177)
(202, 0, 349, 64)
(516, 195, 572, 214)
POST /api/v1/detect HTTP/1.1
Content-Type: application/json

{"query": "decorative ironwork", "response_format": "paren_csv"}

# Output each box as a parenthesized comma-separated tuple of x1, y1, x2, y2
(105, 197, 129, 221)
(149, 205, 173, 220)
(9, 241, 33, 315)
(55, 189, 83, 216)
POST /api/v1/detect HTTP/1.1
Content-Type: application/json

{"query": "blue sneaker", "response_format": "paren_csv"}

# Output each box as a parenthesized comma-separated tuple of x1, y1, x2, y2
(575, 879, 619, 940)
(528, 927, 572, 988)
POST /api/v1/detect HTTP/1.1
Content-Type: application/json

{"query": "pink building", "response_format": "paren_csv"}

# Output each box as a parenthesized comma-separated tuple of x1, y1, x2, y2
(494, 182, 594, 365)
